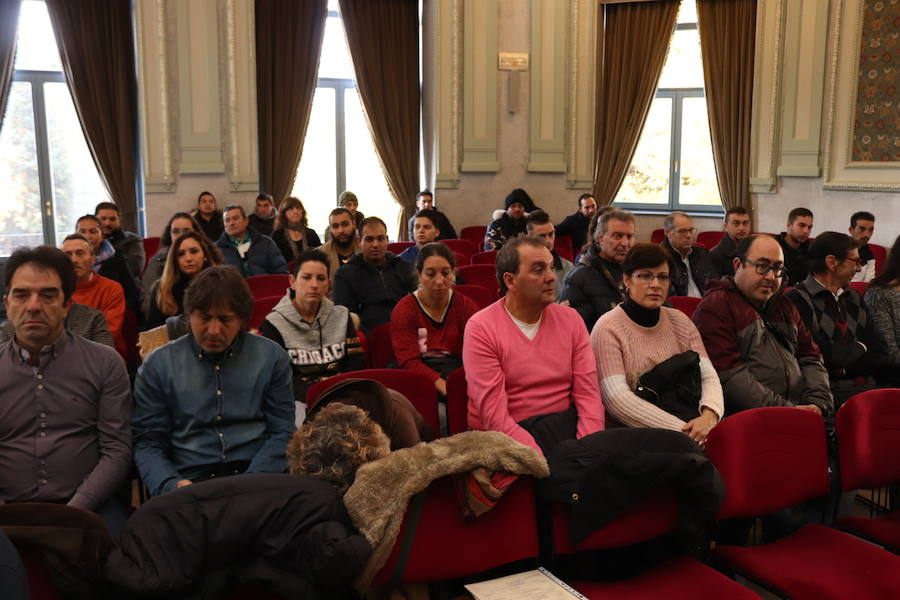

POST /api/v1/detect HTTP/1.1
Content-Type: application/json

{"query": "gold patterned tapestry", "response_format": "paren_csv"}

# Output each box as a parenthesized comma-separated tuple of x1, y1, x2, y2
(853, 0, 900, 162)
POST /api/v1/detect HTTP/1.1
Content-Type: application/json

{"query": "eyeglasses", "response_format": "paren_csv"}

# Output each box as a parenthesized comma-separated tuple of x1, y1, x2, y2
(841, 256, 862, 267)
(632, 272, 671, 284)
(673, 228, 697, 235)
(170, 228, 193, 236)
(742, 258, 786, 278)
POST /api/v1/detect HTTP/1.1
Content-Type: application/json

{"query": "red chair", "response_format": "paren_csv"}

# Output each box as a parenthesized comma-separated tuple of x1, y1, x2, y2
(388, 241, 414, 254)
(245, 274, 290, 299)
(371, 476, 539, 586)
(836, 388, 900, 551)
(457, 264, 499, 297)
(696, 231, 725, 249)
(452, 251, 468, 267)
(651, 228, 665, 243)
(555, 235, 574, 262)
(706, 407, 900, 599)
(470, 250, 497, 265)
(460, 225, 487, 250)
(850, 281, 869, 295)
(454, 284, 493, 310)
(366, 322, 395, 369)
(871, 243, 887, 274)
(248, 295, 281, 331)
(286, 260, 295, 275)
(446, 368, 469, 436)
(668, 296, 701, 318)
(123, 309, 140, 370)
(439, 238, 477, 262)
(306, 369, 440, 435)
(142, 237, 161, 273)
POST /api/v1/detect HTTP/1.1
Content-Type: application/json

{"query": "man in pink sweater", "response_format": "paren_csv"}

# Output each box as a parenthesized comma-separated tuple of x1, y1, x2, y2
(463, 236, 605, 470)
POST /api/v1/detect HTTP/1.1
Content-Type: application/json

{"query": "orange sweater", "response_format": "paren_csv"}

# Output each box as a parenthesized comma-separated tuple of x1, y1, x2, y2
(73, 273, 126, 358)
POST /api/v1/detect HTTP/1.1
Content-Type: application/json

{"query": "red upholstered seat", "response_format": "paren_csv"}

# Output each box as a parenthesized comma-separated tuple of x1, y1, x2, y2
(850, 281, 869, 295)
(838, 512, 900, 551)
(470, 250, 497, 265)
(141, 237, 160, 273)
(460, 225, 487, 250)
(446, 367, 468, 436)
(651, 228, 665, 243)
(439, 238, 477, 261)
(696, 230, 725, 249)
(248, 295, 280, 330)
(388, 241, 413, 254)
(456, 264, 499, 297)
(245, 274, 290, 299)
(366, 322, 395, 368)
(453, 284, 493, 310)
(871, 243, 887, 274)
(555, 236, 574, 262)
(706, 407, 900, 599)
(668, 296, 702, 318)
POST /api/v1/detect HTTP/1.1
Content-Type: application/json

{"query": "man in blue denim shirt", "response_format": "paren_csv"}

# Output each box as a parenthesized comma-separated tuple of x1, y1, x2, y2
(133, 265, 295, 495)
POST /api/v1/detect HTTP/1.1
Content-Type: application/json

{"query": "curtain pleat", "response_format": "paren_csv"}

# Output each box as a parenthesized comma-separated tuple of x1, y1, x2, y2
(697, 0, 756, 211)
(45, 0, 139, 232)
(592, 0, 680, 207)
(338, 0, 420, 240)
(256, 0, 327, 205)
(0, 0, 21, 133)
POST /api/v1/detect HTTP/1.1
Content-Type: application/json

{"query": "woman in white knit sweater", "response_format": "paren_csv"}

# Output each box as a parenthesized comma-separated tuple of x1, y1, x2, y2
(590, 243, 723, 446)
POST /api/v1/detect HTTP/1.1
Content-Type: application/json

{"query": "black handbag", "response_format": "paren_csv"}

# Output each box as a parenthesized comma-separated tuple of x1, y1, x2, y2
(634, 350, 702, 423)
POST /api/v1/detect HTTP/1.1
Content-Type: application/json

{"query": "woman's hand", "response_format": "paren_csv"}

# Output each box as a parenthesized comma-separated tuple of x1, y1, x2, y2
(681, 407, 718, 447)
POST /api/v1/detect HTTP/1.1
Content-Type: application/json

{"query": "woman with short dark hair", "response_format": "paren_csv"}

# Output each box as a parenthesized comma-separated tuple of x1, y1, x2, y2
(590, 243, 723, 446)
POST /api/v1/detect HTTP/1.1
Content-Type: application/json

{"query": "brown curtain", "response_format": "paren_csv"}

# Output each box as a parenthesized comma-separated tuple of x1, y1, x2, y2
(338, 0, 420, 241)
(593, 0, 679, 207)
(697, 0, 756, 211)
(45, 0, 139, 232)
(0, 0, 21, 133)
(256, 0, 327, 204)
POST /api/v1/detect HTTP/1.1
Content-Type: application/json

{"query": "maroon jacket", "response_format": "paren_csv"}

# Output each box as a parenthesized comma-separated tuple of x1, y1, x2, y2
(692, 278, 833, 416)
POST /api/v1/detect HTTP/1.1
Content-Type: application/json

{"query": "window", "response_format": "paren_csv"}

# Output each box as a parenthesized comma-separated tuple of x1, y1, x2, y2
(614, 1, 721, 213)
(292, 1, 399, 237)
(0, 0, 109, 256)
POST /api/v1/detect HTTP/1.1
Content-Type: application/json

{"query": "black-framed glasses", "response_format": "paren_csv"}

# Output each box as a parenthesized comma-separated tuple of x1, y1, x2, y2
(742, 258, 786, 278)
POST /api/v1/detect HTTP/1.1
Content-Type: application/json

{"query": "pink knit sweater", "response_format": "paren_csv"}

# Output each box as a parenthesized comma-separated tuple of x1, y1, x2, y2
(591, 305, 723, 430)
(463, 299, 605, 454)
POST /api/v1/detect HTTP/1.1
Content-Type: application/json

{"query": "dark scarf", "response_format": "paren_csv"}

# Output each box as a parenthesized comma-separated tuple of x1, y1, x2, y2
(622, 295, 660, 327)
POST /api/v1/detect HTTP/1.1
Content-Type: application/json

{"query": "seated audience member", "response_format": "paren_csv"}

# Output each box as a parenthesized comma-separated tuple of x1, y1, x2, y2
(318, 207, 360, 275)
(591, 243, 722, 445)
(96, 201, 145, 279)
(526, 210, 574, 299)
(146, 231, 223, 329)
(849, 211, 877, 283)
(776, 207, 814, 286)
(76, 214, 141, 314)
(865, 234, 900, 363)
(406, 189, 457, 241)
(0, 301, 113, 349)
(259, 249, 365, 404)
(662, 211, 717, 298)
(484, 188, 533, 250)
(141, 212, 202, 310)
(133, 265, 295, 496)
(192, 190, 224, 242)
(61, 234, 127, 357)
(692, 234, 833, 416)
(248, 192, 276, 236)
(555, 193, 597, 253)
(464, 236, 605, 481)
(398, 208, 442, 263)
(0, 246, 132, 533)
(709, 206, 752, 278)
(271, 196, 322, 264)
(391, 243, 479, 395)
(559, 207, 635, 330)
(333, 217, 417, 334)
(340, 190, 364, 231)
(216, 204, 288, 277)
(787, 232, 900, 406)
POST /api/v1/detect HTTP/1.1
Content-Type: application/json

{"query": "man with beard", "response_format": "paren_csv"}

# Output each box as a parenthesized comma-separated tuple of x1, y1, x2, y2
(318, 207, 361, 276)
(192, 191, 225, 242)
(709, 206, 752, 279)
(95, 202, 144, 279)
(554, 193, 597, 254)
(848, 211, 877, 283)
(776, 207, 814, 286)
(484, 189, 533, 251)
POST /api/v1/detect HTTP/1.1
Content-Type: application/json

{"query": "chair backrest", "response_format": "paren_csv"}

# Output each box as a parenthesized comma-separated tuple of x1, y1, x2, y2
(651, 228, 665, 243)
(452, 251, 468, 267)
(453, 284, 493, 310)
(248, 295, 281, 331)
(306, 369, 440, 434)
(850, 281, 869, 295)
(446, 368, 469, 435)
(555, 236, 574, 262)
(372, 476, 539, 585)
(457, 264, 499, 296)
(142, 237, 161, 272)
(836, 388, 900, 491)
(871, 243, 887, 274)
(705, 407, 831, 519)
(367, 322, 395, 369)
(470, 250, 497, 265)
(668, 296, 702, 318)
(440, 238, 477, 260)
(388, 241, 414, 254)
(245, 274, 291, 299)
(123, 309, 140, 370)
(460, 225, 487, 250)
(696, 230, 725, 249)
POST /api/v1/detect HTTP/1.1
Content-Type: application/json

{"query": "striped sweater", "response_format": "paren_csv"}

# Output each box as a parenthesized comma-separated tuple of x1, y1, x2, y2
(591, 305, 723, 430)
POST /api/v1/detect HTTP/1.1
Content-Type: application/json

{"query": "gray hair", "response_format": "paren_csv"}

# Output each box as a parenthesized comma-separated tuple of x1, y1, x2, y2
(594, 207, 635, 240)
(663, 211, 690, 232)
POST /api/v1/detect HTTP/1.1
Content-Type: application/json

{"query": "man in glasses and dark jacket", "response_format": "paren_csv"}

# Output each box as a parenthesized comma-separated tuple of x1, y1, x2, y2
(691, 234, 833, 417)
